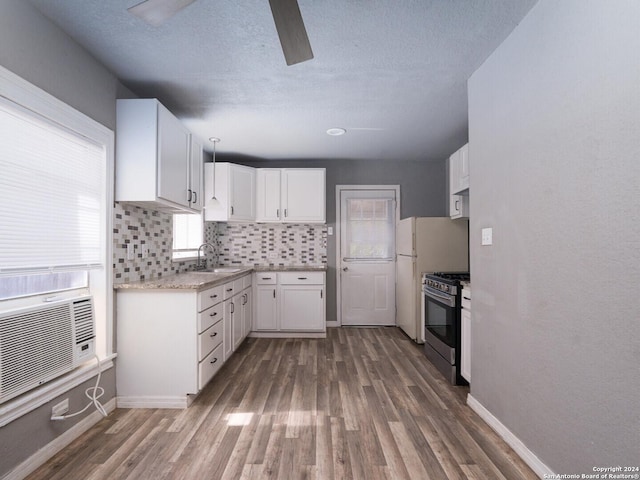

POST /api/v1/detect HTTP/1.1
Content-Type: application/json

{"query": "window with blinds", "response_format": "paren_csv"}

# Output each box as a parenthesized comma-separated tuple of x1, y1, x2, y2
(172, 213, 203, 260)
(0, 97, 106, 300)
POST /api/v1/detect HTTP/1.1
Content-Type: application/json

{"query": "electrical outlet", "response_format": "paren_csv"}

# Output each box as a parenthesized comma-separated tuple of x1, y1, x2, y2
(51, 398, 69, 419)
(140, 244, 148, 258)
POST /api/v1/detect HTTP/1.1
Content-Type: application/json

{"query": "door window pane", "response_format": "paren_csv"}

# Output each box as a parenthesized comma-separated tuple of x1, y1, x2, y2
(345, 198, 395, 259)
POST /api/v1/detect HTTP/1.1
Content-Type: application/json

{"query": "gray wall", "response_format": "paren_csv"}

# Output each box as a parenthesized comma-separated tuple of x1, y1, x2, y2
(238, 158, 447, 321)
(0, 0, 126, 475)
(467, 0, 640, 474)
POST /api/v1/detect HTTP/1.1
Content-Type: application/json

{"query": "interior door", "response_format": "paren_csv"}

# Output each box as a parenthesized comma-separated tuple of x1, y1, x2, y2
(340, 189, 396, 326)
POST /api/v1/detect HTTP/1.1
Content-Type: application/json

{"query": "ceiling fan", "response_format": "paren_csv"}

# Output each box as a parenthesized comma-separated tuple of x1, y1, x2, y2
(127, 0, 314, 66)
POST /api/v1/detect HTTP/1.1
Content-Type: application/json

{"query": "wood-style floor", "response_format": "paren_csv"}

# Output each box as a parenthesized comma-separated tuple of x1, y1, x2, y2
(28, 327, 537, 480)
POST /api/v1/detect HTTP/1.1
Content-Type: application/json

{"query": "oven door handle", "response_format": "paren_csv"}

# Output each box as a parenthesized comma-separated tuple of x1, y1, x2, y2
(424, 288, 456, 307)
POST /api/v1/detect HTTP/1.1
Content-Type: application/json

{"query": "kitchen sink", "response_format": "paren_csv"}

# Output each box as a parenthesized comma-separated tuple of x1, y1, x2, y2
(192, 267, 242, 274)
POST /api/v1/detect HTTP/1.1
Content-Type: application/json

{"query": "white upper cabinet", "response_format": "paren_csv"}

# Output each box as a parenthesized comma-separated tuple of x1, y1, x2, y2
(451, 143, 469, 194)
(204, 162, 256, 222)
(256, 168, 326, 223)
(116, 98, 201, 213)
(256, 169, 282, 222)
(189, 135, 204, 211)
(282, 169, 326, 223)
(449, 143, 470, 219)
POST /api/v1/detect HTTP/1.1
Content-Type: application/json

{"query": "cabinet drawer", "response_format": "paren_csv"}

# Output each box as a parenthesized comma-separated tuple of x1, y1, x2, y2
(198, 302, 223, 333)
(256, 273, 277, 285)
(223, 281, 236, 299)
(199, 343, 223, 390)
(199, 319, 223, 361)
(242, 273, 252, 289)
(278, 272, 324, 285)
(198, 285, 223, 312)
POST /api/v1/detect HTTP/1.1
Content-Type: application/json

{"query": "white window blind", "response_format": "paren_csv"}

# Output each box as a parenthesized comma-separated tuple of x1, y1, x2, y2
(173, 213, 203, 259)
(0, 97, 105, 275)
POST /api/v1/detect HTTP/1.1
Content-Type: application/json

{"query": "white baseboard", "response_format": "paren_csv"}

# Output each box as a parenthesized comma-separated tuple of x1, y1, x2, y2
(4, 397, 116, 480)
(116, 395, 190, 409)
(248, 331, 327, 339)
(467, 394, 553, 479)
(326, 321, 339, 328)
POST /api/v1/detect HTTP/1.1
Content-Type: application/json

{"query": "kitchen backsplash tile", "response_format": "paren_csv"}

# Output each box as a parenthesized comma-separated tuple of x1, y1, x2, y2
(211, 223, 327, 267)
(112, 203, 194, 284)
(113, 203, 327, 283)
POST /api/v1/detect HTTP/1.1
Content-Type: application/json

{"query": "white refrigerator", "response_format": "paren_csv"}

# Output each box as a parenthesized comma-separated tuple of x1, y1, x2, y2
(396, 217, 469, 343)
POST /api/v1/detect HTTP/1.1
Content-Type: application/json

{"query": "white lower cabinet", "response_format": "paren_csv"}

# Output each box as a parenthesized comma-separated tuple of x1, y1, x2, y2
(280, 285, 324, 331)
(253, 271, 326, 335)
(116, 273, 252, 409)
(460, 284, 472, 382)
(255, 273, 278, 330)
(225, 276, 253, 357)
(241, 288, 252, 339)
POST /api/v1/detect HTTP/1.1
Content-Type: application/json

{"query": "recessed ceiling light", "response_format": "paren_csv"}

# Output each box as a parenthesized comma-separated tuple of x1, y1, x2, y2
(208, 137, 220, 143)
(326, 128, 346, 136)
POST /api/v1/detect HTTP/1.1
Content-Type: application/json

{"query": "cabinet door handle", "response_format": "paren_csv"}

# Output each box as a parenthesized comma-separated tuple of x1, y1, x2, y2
(209, 312, 218, 317)
(276, 209, 280, 217)
(455, 200, 460, 211)
(273, 289, 276, 298)
(298, 277, 307, 280)
(210, 294, 218, 299)
(192, 191, 197, 204)
(231, 303, 234, 313)
(284, 208, 288, 217)
(231, 206, 234, 215)
(321, 290, 323, 299)
(227, 288, 233, 292)
(210, 331, 218, 337)
(261, 277, 272, 280)
(187, 189, 192, 202)
(211, 357, 218, 364)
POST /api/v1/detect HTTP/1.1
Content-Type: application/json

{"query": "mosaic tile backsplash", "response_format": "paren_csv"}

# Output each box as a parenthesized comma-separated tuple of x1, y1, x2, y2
(112, 203, 195, 284)
(113, 202, 327, 284)
(213, 223, 327, 267)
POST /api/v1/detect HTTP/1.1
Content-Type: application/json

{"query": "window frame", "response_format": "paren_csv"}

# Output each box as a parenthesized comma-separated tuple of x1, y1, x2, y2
(172, 212, 204, 261)
(0, 65, 114, 357)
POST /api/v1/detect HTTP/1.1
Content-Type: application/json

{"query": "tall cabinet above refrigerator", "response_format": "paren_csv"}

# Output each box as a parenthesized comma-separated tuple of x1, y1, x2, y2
(396, 217, 469, 343)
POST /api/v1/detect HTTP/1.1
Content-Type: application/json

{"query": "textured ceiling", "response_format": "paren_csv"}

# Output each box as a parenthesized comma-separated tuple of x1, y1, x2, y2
(28, 0, 537, 161)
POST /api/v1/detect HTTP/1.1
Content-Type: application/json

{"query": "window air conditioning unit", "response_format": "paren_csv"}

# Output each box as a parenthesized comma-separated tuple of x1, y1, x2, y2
(0, 296, 96, 404)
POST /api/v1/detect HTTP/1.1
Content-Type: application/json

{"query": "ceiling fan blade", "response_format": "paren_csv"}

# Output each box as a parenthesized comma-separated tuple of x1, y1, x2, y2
(268, 0, 314, 66)
(128, 0, 197, 27)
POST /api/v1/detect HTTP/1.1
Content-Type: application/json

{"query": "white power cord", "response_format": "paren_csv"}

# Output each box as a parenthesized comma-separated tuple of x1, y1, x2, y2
(51, 355, 107, 421)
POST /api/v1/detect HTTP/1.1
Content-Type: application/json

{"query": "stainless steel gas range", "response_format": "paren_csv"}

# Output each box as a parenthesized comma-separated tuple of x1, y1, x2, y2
(421, 271, 470, 385)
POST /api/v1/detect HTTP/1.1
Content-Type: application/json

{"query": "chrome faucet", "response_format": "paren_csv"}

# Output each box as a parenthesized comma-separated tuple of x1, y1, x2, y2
(196, 243, 216, 270)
